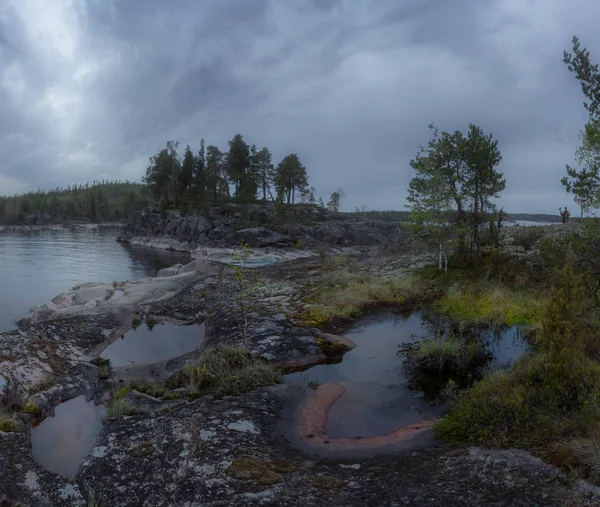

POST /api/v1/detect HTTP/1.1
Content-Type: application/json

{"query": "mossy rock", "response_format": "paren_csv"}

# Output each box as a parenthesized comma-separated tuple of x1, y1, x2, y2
(226, 456, 296, 485)
(314, 338, 345, 357)
(130, 442, 155, 457)
(311, 475, 346, 490)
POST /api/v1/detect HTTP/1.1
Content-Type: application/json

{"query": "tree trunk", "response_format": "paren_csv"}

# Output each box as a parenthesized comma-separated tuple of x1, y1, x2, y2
(438, 244, 443, 271)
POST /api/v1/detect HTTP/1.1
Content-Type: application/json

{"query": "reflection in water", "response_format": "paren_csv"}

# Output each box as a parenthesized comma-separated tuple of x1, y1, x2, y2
(284, 313, 528, 439)
(31, 395, 106, 479)
(0, 228, 189, 332)
(100, 322, 205, 367)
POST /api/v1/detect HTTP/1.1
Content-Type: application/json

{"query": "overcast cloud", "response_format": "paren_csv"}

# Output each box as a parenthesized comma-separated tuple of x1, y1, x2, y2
(1, 0, 599, 213)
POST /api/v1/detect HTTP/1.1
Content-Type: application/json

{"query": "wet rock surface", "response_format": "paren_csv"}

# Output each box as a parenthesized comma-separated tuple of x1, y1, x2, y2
(1, 246, 599, 505)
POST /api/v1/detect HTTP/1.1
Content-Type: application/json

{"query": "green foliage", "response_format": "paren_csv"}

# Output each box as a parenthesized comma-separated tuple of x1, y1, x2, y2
(327, 190, 342, 212)
(166, 346, 281, 398)
(114, 386, 132, 399)
(406, 123, 505, 261)
(20, 402, 42, 418)
(0, 412, 17, 432)
(90, 358, 111, 380)
(0, 181, 143, 224)
(413, 335, 486, 373)
(435, 284, 543, 330)
(511, 226, 545, 250)
(436, 263, 600, 481)
(129, 379, 178, 400)
(564, 36, 600, 119)
(275, 153, 309, 208)
(107, 395, 135, 419)
(302, 273, 433, 328)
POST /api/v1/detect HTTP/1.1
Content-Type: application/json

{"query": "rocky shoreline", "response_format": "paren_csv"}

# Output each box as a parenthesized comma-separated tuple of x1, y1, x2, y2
(1, 225, 599, 505)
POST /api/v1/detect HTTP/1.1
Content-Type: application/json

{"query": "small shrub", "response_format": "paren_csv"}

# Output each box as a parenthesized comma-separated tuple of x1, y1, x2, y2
(511, 226, 545, 250)
(145, 313, 156, 330)
(314, 338, 346, 358)
(0, 412, 17, 432)
(166, 346, 280, 398)
(90, 358, 111, 380)
(131, 316, 142, 329)
(326, 254, 348, 270)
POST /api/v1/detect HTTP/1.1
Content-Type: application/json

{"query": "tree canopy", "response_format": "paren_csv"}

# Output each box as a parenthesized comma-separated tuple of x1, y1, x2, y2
(406, 123, 505, 264)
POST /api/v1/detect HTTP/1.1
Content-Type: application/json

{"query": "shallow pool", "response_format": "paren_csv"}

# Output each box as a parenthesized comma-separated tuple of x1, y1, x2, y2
(100, 322, 205, 367)
(284, 313, 527, 438)
(31, 396, 106, 479)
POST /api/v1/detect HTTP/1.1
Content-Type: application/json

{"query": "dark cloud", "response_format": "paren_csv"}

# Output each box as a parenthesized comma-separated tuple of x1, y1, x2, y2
(0, 0, 599, 212)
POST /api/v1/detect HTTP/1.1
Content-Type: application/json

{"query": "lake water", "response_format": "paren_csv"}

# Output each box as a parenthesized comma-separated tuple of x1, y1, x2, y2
(0, 228, 190, 332)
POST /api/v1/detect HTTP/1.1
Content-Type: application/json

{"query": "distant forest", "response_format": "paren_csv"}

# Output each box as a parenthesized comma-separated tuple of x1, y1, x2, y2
(0, 181, 143, 224)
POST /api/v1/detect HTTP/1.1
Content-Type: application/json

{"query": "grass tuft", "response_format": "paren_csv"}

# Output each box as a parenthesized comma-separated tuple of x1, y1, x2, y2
(166, 346, 280, 398)
(0, 412, 17, 432)
(130, 379, 178, 400)
(413, 335, 487, 373)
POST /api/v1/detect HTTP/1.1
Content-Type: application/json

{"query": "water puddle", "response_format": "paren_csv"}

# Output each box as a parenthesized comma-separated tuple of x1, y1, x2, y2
(284, 312, 527, 438)
(100, 322, 205, 367)
(31, 396, 106, 479)
(109, 289, 124, 301)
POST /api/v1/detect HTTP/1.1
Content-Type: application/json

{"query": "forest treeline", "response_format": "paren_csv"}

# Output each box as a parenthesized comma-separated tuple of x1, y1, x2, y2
(0, 181, 143, 223)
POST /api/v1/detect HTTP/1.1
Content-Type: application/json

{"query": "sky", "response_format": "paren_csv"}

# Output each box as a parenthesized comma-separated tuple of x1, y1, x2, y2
(0, 0, 599, 213)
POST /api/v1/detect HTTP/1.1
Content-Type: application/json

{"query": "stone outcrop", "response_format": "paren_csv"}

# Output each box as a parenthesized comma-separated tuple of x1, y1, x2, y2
(117, 204, 403, 252)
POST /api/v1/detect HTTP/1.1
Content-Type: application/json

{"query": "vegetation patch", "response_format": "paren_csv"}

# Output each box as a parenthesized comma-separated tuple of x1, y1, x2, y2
(435, 284, 543, 330)
(411, 335, 488, 373)
(166, 346, 281, 398)
(90, 358, 111, 380)
(107, 388, 137, 419)
(130, 379, 178, 400)
(0, 412, 17, 433)
(302, 275, 434, 328)
(311, 475, 347, 490)
(314, 338, 346, 358)
(435, 264, 600, 483)
(226, 456, 295, 485)
(20, 402, 42, 419)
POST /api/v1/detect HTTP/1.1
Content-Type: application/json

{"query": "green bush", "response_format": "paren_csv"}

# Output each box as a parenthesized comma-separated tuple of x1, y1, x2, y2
(511, 226, 545, 250)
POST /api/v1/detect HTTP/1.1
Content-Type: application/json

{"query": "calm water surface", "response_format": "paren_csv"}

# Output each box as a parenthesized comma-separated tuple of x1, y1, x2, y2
(0, 228, 189, 332)
(30, 395, 107, 479)
(100, 322, 206, 367)
(285, 313, 527, 438)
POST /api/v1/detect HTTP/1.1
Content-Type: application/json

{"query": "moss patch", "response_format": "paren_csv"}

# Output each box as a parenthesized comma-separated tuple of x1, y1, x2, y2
(435, 284, 543, 329)
(311, 475, 347, 490)
(226, 456, 296, 485)
(314, 338, 346, 358)
(20, 402, 42, 419)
